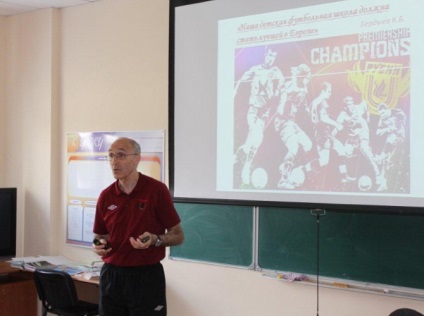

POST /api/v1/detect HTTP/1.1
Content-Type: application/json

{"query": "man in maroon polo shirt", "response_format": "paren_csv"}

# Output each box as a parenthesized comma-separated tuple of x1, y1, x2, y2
(93, 137, 184, 316)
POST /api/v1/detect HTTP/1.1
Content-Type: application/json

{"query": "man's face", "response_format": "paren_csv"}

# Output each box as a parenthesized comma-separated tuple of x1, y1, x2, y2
(301, 74, 311, 88)
(379, 107, 390, 118)
(264, 50, 277, 67)
(324, 86, 332, 99)
(108, 139, 140, 180)
(345, 99, 354, 113)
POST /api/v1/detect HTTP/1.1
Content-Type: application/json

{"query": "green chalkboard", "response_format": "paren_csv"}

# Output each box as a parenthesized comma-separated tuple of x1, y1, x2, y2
(258, 207, 424, 289)
(170, 203, 254, 267)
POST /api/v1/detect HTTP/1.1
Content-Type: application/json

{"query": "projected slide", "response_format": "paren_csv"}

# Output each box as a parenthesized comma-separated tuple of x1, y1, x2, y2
(217, 0, 417, 197)
(172, 0, 424, 208)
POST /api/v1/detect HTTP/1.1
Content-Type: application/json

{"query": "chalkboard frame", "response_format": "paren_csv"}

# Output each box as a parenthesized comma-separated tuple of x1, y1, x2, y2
(257, 207, 424, 290)
(170, 202, 424, 292)
(170, 202, 255, 268)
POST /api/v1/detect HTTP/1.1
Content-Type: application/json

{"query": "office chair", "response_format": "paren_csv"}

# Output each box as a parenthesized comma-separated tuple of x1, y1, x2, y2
(33, 269, 99, 316)
(389, 308, 424, 316)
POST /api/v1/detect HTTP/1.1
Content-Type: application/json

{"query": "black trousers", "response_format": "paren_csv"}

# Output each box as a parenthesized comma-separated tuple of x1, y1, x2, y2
(99, 263, 167, 316)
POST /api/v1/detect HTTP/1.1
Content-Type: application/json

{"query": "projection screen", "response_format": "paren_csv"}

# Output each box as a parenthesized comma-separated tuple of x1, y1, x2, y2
(170, 0, 424, 212)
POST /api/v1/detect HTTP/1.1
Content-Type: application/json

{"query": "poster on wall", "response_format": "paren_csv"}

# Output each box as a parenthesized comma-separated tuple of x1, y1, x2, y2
(66, 130, 165, 247)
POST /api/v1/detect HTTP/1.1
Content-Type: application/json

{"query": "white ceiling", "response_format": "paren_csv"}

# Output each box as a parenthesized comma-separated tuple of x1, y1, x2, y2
(0, 0, 99, 16)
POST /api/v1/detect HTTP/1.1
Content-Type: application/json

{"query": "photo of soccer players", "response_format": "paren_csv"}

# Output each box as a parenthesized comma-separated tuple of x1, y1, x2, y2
(232, 36, 410, 194)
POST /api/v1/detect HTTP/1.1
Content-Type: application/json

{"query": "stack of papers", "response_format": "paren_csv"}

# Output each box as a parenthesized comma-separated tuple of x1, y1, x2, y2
(82, 270, 101, 280)
(10, 255, 94, 276)
(10, 260, 25, 269)
(24, 260, 56, 271)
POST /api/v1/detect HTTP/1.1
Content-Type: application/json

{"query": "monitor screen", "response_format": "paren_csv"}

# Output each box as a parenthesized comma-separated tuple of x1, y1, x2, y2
(170, 0, 423, 212)
(0, 188, 17, 257)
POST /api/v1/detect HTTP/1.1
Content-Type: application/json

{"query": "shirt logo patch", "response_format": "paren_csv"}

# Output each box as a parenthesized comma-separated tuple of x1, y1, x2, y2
(107, 204, 118, 211)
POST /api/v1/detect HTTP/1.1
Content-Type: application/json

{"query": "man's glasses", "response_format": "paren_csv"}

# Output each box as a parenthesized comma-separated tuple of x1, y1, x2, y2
(106, 152, 139, 161)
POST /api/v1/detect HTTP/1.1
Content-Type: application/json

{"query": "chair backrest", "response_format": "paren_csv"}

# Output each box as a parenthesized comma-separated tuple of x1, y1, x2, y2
(389, 309, 424, 316)
(33, 269, 80, 311)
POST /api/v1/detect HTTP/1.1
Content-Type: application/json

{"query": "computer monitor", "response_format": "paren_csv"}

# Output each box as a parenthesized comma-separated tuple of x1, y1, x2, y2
(0, 188, 17, 258)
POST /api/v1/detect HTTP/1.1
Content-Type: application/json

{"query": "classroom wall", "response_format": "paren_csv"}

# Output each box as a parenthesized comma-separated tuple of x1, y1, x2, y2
(1, 0, 423, 315)
(3, 9, 59, 255)
(0, 17, 5, 185)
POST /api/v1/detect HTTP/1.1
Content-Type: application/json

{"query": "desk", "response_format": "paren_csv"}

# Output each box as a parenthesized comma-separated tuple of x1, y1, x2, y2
(0, 261, 38, 316)
(0, 262, 100, 315)
(72, 274, 100, 304)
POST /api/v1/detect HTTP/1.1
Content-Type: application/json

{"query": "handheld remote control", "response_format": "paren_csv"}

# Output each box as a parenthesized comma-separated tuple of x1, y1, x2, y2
(93, 238, 110, 249)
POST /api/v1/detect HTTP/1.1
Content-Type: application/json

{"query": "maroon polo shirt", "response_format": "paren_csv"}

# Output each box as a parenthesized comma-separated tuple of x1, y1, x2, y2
(93, 173, 180, 266)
